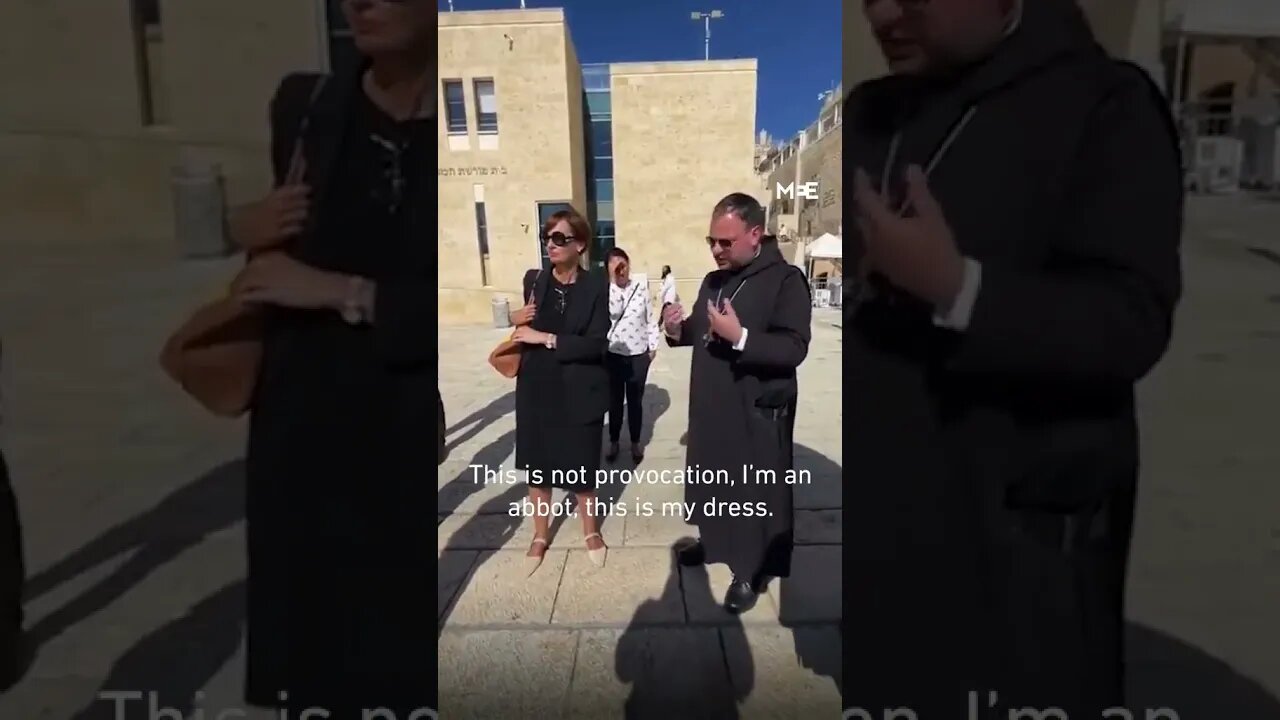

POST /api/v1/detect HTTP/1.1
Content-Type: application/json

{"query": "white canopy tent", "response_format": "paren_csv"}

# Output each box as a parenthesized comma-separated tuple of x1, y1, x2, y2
(803, 233, 842, 307)
(806, 232, 842, 260)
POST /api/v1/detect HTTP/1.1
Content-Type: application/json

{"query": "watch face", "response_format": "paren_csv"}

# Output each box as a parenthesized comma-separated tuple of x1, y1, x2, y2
(342, 305, 361, 324)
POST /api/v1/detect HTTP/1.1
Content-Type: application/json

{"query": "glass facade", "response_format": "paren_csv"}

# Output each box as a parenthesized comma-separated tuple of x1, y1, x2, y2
(583, 64, 614, 267)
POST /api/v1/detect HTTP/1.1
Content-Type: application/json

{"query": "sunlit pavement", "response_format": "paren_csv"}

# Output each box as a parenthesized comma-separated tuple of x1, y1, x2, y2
(438, 307, 844, 718)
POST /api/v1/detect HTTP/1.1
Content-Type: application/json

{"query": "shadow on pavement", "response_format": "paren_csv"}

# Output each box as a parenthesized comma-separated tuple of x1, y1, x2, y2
(615, 539, 748, 719)
(24, 460, 244, 651)
(66, 579, 246, 720)
(438, 429, 516, 516)
(614, 438, 844, 717)
(444, 391, 515, 456)
(1126, 622, 1280, 718)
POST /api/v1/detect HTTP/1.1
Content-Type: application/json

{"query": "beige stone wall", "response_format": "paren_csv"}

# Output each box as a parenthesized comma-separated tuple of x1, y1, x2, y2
(437, 9, 585, 325)
(763, 150, 800, 236)
(610, 60, 757, 295)
(797, 125, 842, 239)
(0, 0, 323, 252)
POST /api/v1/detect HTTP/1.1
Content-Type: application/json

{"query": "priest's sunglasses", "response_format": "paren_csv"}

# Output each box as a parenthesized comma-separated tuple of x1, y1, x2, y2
(542, 231, 577, 247)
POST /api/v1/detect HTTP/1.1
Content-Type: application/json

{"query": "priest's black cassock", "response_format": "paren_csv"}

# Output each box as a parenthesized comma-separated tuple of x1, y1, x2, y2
(666, 240, 812, 581)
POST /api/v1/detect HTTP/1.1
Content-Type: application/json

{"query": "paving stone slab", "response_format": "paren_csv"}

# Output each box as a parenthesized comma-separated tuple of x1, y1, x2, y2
(438, 629, 578, 718)
(724, 625, 843, 717)
(552, 548, 685, 626)
(444, 549, 567, 626)
(768, 545, 842, 624)
(568, 627, 736, 719)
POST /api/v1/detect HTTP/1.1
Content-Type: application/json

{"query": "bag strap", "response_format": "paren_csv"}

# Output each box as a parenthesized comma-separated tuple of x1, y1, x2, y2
(283, 75, 330, 186)
(608, 282, 641, 340)
(528, 269, 543, 304)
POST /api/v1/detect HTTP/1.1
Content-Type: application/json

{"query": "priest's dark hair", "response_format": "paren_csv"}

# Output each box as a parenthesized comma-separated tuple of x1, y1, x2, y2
(605, 247, 630, 264)
(712, 192, 766, 231)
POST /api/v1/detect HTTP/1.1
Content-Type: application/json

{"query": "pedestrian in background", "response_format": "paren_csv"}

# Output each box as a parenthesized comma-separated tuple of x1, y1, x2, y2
(660, 265, 678, 309)
(604, 248, 658, 464)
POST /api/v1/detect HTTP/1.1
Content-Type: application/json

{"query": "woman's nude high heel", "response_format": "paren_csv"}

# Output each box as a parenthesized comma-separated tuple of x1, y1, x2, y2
(524, 537, 549, 577)
(584, 532, 608, 568)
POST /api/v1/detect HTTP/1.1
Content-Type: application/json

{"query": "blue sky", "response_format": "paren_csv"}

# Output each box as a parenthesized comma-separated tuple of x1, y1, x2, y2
(438, 0, 842, 142)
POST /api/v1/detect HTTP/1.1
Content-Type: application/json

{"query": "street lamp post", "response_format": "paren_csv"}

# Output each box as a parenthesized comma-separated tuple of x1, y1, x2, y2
(691, 10, 724, 61)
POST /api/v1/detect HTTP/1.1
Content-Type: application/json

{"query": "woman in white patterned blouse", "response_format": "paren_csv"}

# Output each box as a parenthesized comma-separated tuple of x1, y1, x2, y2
(604, 248, 659, 464)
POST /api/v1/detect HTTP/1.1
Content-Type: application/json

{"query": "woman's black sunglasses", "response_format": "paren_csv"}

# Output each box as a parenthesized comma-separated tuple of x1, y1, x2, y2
(542, 232, 576, 247)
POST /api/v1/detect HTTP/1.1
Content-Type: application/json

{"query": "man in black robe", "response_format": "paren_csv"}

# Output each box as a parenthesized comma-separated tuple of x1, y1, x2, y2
(845, 0, 1182, 716)
(662, 193, 812, 613)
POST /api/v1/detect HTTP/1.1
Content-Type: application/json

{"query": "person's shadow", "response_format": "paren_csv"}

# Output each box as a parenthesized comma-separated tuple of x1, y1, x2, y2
(66, 578, 246, 720)
(443, 391, 515, 456)
(772, 443, 843, 703)
(1124, 621, 1280, 718)
(438, 427, 517, 518)
(23, 460, 245, 651)
(615, 538, 749, 719)
(668, 433, 844, 712)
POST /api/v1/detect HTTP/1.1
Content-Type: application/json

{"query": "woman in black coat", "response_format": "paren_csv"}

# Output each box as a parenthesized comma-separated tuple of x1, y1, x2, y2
(507, 208, 610, 576)
(229, 1, 434, 716)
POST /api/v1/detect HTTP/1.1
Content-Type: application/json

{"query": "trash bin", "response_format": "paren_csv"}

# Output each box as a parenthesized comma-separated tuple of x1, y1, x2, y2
(492, 296, 511, 328)
(172, 161, 228, 259)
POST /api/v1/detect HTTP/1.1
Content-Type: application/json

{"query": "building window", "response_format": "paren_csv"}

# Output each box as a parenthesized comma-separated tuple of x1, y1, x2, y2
(586, 92, 611, 115)
(474, 79, 498, 134)
(130, 0, 167, 126)
(443, 80, 468, 135)
(584, 65, 615, 264)
(475, 185, 490, 286)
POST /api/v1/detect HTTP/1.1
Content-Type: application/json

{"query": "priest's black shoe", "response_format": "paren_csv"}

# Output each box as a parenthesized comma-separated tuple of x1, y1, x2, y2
(676, 540, 705, 567)
(723, 578, 758, 614)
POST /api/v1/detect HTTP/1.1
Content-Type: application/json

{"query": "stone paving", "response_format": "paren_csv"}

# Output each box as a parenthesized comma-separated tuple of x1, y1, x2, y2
(437, 309, 844, 718)
(0, 194, 1272, 718)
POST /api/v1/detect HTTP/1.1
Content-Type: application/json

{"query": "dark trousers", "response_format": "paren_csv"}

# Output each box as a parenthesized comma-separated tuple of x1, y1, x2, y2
(0, 451, 24, 650)
(606, 352, 650, 444)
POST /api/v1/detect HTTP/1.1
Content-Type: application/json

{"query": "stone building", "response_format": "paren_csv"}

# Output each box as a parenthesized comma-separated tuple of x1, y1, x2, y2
(757, 88, 842, 243)
(0, 0, 346, 253)
(0, 4, 759, 325)
(438, 9, 758, 324)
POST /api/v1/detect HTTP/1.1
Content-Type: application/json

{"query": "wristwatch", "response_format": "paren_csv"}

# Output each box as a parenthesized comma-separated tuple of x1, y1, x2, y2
(544, 334, 557, 349)
(341, 276, 368, 325)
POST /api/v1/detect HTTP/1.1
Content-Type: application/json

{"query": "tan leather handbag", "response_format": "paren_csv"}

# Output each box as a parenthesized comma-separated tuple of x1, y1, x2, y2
(487, 270, 540, 378)
(159, 76, 327, 417)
